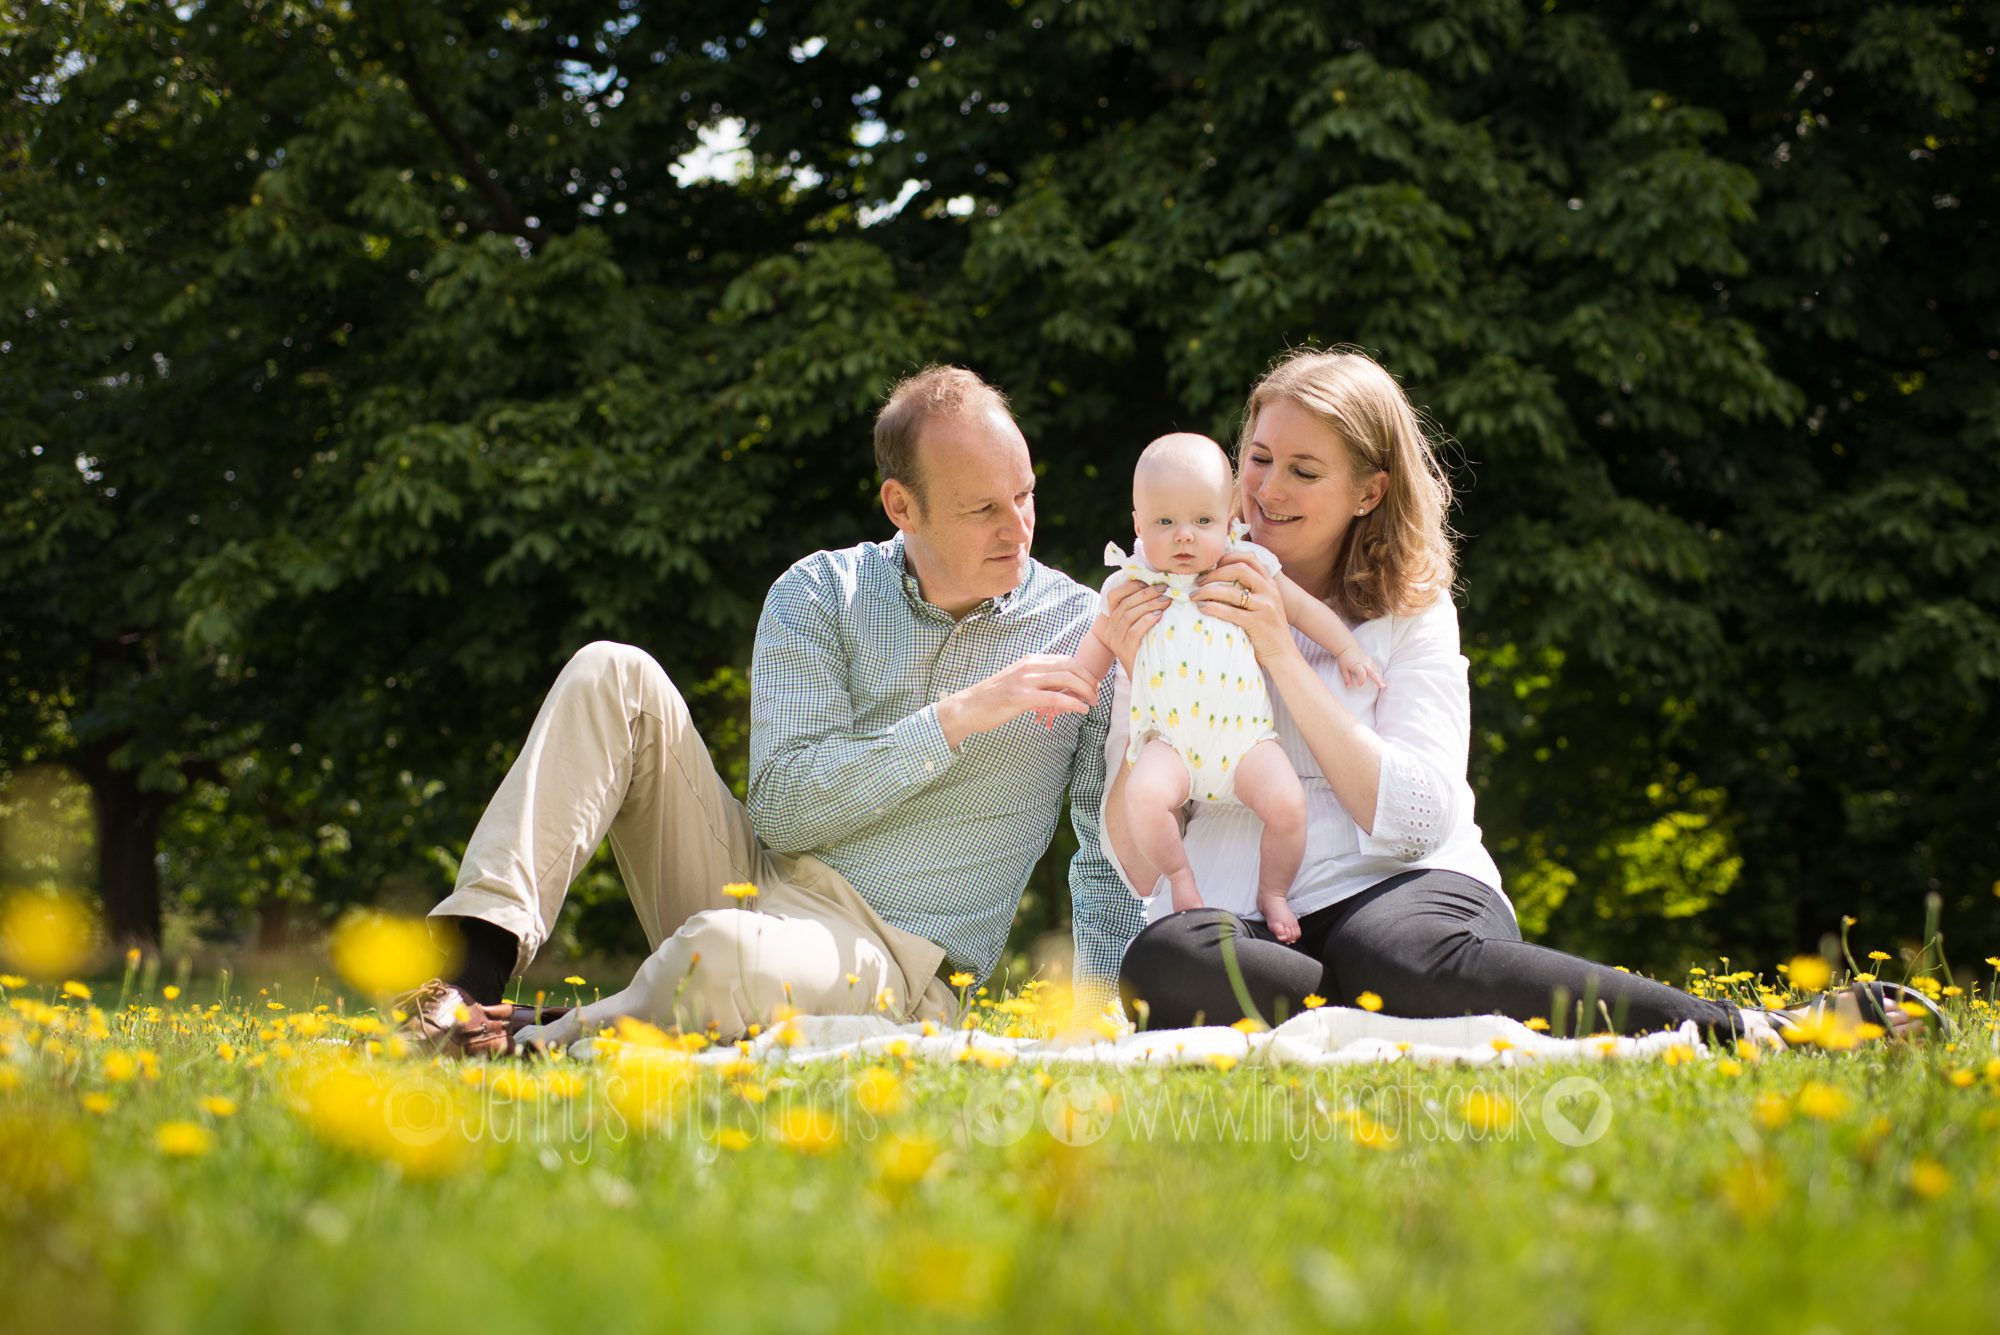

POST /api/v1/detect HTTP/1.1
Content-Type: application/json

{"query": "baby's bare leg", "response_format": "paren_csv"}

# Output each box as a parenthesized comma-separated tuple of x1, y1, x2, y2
(1125, 740, 1200, 913)
(1102, 752, 1166, 898)
(1233, 739, 1307, 944)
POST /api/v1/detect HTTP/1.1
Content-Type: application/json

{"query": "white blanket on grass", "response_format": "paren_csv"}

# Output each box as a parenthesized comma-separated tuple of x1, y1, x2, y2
(562, 1008, 1718, 1068)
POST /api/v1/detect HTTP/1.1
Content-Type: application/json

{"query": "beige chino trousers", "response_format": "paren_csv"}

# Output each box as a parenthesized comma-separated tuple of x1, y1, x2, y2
(430, 641, 956, 1045)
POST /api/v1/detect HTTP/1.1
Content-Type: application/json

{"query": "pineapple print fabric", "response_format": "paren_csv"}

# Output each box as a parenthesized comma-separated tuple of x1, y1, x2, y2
(1108, 527, 1282, 805)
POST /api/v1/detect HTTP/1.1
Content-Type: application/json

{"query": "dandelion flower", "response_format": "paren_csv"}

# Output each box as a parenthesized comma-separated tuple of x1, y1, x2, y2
(62, 980, 92, 1001)
(714, 1128, 752, 1152)
(776, 1105, 839, 1154)
(1786, 956, 1832, 993)
(854, 1066, 906, 1117)
(563, 975, 587, 987)
(329, 909, 450, 997)
(722, 882, 759, 901)
(1795, 1080, 1849, 1122)
(80, 1093, 113, 1116)
(1355, 991, 1384, 1013)
(1909, 1158, 1952, 1200)
(199, 1096, 237, 1118)
(1301, 994, 1326, 1010)
(948, 971, 975, 989)
(1524, 1017, 1550, 1032)
(155, 1121, 213, 1157)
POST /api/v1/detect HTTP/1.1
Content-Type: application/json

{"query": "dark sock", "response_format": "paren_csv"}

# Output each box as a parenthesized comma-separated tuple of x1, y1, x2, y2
(441, 915, 517, 1004)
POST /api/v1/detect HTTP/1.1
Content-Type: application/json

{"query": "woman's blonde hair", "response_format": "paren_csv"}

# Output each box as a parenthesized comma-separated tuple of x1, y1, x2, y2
(1238, 347, 1457, 621)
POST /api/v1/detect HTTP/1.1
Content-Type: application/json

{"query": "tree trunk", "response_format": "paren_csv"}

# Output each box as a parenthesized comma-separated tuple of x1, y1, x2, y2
(257, 898, 290, 953)
(73, 745, 170, 952)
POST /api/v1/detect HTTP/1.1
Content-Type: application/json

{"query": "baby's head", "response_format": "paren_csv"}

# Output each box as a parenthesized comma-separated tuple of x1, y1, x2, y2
(1133, 432, 1234, 574)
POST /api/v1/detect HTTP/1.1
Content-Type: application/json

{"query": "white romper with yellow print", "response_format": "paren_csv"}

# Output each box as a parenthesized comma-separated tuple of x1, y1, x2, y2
(1111, 525, 1281, 805)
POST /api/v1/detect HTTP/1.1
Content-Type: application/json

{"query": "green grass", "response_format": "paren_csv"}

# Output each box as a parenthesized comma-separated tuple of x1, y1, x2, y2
(4, 971, 1999, 1335)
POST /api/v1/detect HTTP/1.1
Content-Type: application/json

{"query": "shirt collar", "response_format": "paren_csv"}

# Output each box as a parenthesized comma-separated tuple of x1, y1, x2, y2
(886, 532, 1030, 620)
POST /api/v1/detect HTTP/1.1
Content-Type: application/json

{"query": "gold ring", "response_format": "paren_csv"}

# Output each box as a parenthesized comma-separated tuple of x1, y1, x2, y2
(1238, 585, 1251, 610)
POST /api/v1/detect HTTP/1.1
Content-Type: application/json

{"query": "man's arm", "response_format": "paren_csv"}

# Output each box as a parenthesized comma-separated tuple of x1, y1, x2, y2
(1065, 671, 1147, 1004)
(747, 568, 958, 854)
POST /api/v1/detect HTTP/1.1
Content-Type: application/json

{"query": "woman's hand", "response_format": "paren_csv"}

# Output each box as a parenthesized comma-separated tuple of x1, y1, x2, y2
(1098, 578, 1169, 676)
(1192, 552, 1302, 666)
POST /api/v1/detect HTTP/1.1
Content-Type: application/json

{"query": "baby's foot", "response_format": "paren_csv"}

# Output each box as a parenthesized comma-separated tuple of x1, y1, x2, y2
(1259, 894, 1301, 944)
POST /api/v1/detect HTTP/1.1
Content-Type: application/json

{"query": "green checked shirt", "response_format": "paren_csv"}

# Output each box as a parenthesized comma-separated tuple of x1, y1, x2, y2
(747, 534, 1145, 987)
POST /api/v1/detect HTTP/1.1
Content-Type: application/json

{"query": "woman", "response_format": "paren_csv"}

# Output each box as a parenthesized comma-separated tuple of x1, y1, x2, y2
(1104, 348, 1921, 1042)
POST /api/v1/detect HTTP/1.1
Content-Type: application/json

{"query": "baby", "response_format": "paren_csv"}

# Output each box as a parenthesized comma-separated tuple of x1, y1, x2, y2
(1063, 433, 1382, 941)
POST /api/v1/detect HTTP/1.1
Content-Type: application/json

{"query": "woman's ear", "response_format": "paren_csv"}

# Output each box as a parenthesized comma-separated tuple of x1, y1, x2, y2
(1360, 472, 1390, 515)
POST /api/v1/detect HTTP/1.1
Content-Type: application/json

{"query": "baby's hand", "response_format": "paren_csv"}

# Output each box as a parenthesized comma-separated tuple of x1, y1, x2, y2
(1336, 644, 1386, 691)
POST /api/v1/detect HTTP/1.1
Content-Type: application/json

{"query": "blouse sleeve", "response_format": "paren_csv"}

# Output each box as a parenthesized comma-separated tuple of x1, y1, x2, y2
(1356, 597, 1472, 863)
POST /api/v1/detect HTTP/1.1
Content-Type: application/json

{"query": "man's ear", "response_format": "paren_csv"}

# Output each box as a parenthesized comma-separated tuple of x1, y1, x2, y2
(881, 477, 920, 530)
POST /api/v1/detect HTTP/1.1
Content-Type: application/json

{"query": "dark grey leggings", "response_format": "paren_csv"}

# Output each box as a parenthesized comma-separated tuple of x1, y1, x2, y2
(1118, 869, 1746, 1038)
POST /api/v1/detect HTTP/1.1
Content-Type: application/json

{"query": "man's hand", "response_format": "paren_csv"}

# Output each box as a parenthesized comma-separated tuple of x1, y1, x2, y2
(1099, 579, 1170, 676)
(936, 654, 1101, 749)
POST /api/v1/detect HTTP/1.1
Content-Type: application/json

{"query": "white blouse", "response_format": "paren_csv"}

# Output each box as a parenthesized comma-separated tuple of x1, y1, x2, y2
(1102, 592, 1508, 925)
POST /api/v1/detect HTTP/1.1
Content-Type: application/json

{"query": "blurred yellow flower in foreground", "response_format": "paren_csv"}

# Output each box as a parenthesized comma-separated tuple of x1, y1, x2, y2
(329, 910, 453, 997)
(876, 1239, 1011, 1316)
(1718, 1155, 1782, 1223)
(1786, 955, 1831, 993)
(0, 893, 94, 981)
(1795, 1080, 1850, 1122)
(722, 882, 758, 901)
(1355, 991, 1384, 1013)
(200, 1096, 238, 1118)
(776, 1105, 839, 1154)
(854, 1065, 906, 1117)
(1909, 1158, 1952, 1200)
(287, 1063, 474, 1178)
(155, 1121, 213, 1157)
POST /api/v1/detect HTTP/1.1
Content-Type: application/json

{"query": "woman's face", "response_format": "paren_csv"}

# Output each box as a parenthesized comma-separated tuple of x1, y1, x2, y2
(1238, 397, 1384, 585)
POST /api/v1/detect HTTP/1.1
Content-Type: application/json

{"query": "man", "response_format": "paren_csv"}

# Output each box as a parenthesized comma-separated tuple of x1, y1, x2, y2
(407, 366, 1146, 1054)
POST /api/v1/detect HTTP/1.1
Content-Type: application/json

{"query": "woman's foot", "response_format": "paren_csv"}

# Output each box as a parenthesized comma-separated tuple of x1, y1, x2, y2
(1769, 982, 1932, 1043)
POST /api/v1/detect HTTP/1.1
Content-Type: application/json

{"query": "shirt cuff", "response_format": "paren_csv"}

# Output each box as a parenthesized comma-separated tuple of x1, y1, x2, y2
(895, 704, 957, 784)
(1357, 744, 1449, 863)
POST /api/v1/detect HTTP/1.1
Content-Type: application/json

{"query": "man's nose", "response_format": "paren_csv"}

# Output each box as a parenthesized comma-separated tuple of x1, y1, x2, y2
(1001, 501, 1032, 544)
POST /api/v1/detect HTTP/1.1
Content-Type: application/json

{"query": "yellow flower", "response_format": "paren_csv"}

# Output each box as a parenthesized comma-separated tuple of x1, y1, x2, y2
(722, 882, 759, 901)
(1718, 1155, 1782, 1223)
(1230, 1017, 1266, 1034)
(1795, 1080, 1850, 1122)
(0, 974, 25, 989)
(1662, 1044, 1696, 1067)
(776, 1105, 839, 1154)
(1717, 1058, 1743, 1077)
(563, 975, 586, 986)
(714, 1127, 752, 1152)
(1524, 1016, 1550, 1032)
(1752, 1092, 1791, 1130)
(875, 1133, 939, 1186)
(62, 980, 92, 1001)
(199, 1095, 238, 1118)
(102, 1050, 138, 1083)
(854, 1066, 906, 1117)
(162, 985, 180, 1001)
(1786, 956, 1831, 993)
(1948, 1069, 1976, 1089)
(1909, 1158, 1952, 1200)
(217, 1042, 236, 1063)
(329, 909, 450, 997)
(155, 1120, 213, 1157)
(0, 894, 94, 980)
(1866, 950, 1891, 963)
(948, 971, 975, 989)
(1301, 994, 1326, 1010)
(80, 1092, 113, 1115)
(1355, 991, 1384, 1013)
(1463, 1090, 1513, 1132)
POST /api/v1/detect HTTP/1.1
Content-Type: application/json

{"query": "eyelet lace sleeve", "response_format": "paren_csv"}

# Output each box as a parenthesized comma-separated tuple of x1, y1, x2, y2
(1355, 599, 1470, 863)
